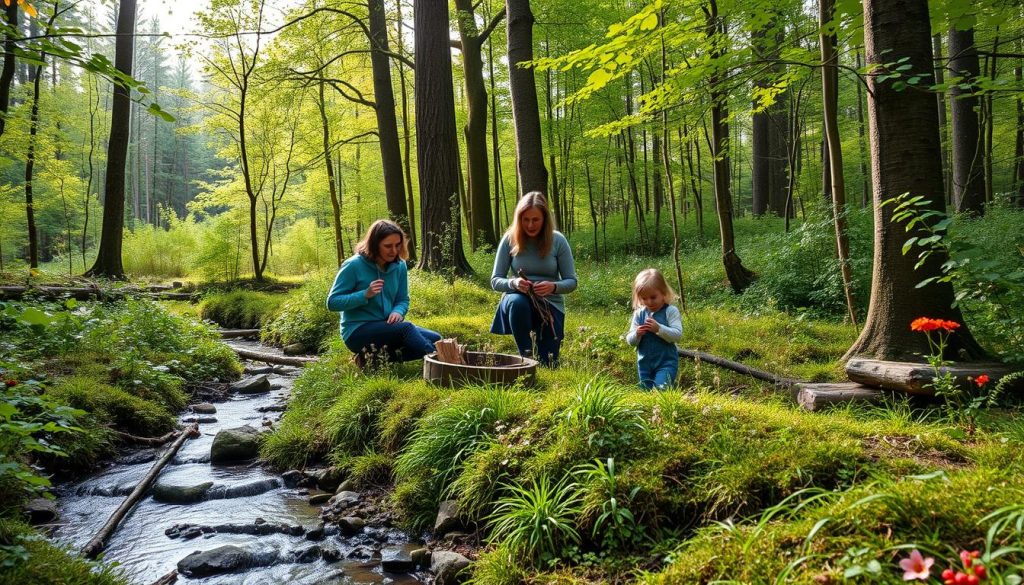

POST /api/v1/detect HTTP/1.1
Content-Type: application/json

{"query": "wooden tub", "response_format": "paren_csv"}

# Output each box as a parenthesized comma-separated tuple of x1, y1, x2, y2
(423, 352, 538, 387)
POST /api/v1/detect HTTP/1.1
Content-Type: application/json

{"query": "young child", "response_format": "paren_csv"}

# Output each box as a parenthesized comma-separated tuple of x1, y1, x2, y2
(625, 269, 682, 389)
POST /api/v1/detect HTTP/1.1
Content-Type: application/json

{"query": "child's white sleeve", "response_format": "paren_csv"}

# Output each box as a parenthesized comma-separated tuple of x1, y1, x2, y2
(655, 305, 683, 343)
(625, 311, 641, 346)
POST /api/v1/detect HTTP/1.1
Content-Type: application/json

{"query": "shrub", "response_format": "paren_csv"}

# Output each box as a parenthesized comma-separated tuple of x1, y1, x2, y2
(262, 272, 336, 350)
(0, 519, 127, 585)
(200, 291, 285, 329)
(487, 474, 583, 566)
(46, 376, 176, 436)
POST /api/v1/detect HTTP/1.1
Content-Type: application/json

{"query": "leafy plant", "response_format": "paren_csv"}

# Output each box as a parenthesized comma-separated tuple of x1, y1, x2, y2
(577, 457, 645, 551)
(488, 474, 583, 567)
(560, 378, 647, 455)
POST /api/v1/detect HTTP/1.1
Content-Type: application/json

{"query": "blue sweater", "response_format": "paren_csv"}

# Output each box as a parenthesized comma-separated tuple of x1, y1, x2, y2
(490, 231, 578, 314)
(326, 254, 410, 341)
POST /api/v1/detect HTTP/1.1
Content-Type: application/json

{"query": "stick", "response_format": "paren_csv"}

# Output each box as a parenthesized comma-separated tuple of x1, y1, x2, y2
(81, 424, 200, 559)
(230, 347, 318, 367)
(677, 348, 798, 387)
(110, 429, 178, 447)
(516, 269, 557, 338)
(148, 570, 178, 585)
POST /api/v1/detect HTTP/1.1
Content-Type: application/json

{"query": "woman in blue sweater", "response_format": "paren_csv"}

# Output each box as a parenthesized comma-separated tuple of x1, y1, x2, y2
(327, 220, 441, 366)
(490, 192, 578, 366)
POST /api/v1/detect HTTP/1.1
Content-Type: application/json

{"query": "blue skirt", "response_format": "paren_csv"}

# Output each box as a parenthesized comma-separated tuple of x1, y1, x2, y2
(490, 293, 565, 340)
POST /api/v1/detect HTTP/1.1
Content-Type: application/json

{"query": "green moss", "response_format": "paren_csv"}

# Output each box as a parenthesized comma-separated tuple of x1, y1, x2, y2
(46, 376, 177, 436)
(200, 290, 285, 329)
(0, 519, 128, 585)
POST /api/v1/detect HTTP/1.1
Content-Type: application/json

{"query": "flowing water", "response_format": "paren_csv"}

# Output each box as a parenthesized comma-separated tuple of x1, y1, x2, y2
(53, 340, 424, 585)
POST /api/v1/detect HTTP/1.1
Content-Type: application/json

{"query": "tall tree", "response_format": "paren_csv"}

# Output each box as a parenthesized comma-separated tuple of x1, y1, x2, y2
(86, 0, 137, 279)
(705, 0, 754, 293)
(819, 0, 856, 324)
(1015, 61, 1024, 206)
(453, 0, 502, 249)
(415, 0, 472, 275)
(947, 26, 985, 215)
(505, 0, 547, 195)
(845, 0, 984, 362)
(0, 1, 18, 138)
(23, 2, 59, 270)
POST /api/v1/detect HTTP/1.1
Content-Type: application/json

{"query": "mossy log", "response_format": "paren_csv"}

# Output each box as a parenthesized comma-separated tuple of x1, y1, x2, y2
(230, 346, 318, 367)
(677, 348, 798, 387)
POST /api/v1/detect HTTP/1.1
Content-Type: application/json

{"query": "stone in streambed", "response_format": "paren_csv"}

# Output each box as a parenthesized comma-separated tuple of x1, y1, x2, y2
(337, 516, 365, 536)
(182, 415, 218, 424)
(152, 481, 214, 503)
(315, 467, 346, 492)
(282, 470, 303, 487)
(283, 343, 307, 356)
(431, 550, 472, 584)
(381, 545, 418, 572)
(192, 403, 217, 414)
(434, 499, 463, 536)
(229, 374, 271, 394)
(23, 498, 59, 525)
(293, 545, 322, 563)
(309, 493, 332, 506)
(177, 545, 252, 577)
(210, 425, 261, 463)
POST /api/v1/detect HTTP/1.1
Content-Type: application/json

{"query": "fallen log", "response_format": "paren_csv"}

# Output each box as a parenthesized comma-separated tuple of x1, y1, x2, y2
(81, 424, 200, 559)
(149, 570, 178, 585)
(219, 329, 261, 339)
(231, 346, 318, 367)
(111, 429, 178, 447)
(677, 348, 798, 387)
(0, 285, 195, 302)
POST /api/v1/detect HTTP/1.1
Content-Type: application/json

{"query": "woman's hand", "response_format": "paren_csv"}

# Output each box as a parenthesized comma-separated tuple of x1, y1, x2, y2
(365, 279, 385, 299)
(387, 312, 404, 324)
(513, 278, 532, 293)
(532, 281, 555, 296)
(643, 317, 661, 333)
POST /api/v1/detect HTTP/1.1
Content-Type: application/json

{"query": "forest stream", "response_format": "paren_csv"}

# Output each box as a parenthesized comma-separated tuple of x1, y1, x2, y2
(51, 339, 424, 585)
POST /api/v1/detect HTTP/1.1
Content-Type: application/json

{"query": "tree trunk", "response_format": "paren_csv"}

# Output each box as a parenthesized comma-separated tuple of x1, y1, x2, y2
(505, 0, 546, 195)
(752, 89, 770, 216)
(454, 0, 499, 249)
(983, 33, 997, 205)
(395, 2, 417, 261)
(25, 60, 43, 269)
(0, 1, 18, 139)
(318, 76, 344, 267)
(948, 26, 985, 215)
(820, 0, 857, 324)
(415, 0, 472, 275)
(368, 0, 413, 245)
(932, 35, 951, 206)
(87, 0, 137, 279)
(489, 31, 504, 236)
(855, 50, 870, 207)
(705, 2, 753, 293)
(845, 0, 985, 362)
(1015, 62, 1024, 206)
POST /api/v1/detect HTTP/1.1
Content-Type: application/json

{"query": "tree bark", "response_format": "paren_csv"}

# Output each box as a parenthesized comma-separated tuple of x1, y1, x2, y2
(820, 0, 857, 325)
(855, 50, 870, 207)
(368, 0, 413, 247)
(86, 0, 137, 279)
(454, 0, 500, 249)
(317, 76, 344, 267)
(395, 2, 417, 261)
(0, 1, 18, 139)
(932, 35, 951, 205)
(415, 0, 472, 275)
(25, 39, 50, 270)
(948, 26, 985, 215)
(505, 0, 547, 195)
(705, 2, 753, 293)
(1015, 62, 1024, 206)
(845, 0, 985, 362)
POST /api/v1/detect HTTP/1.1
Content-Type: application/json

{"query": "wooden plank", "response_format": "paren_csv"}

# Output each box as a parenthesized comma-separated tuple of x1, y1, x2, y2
(795, 382, 884, 411)
(845, 358, 1017, 394)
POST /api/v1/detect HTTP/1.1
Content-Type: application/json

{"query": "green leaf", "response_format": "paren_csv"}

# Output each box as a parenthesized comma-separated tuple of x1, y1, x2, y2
(18, 308, 52, 327)
(147, 103, 176, 123)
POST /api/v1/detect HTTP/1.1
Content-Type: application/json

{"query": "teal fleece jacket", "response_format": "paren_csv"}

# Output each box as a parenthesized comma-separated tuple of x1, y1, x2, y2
(326, 254, 410, 341)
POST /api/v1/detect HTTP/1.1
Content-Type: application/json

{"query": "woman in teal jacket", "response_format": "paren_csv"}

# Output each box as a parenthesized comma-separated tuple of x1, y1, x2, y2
(327, 220, 441, 365)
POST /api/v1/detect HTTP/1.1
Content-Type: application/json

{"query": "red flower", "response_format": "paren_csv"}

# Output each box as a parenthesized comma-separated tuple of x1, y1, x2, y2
(974, 374, 990, 387)
(940, 320, 962, 332)
(911, 317, 942, 332)
(4, 380, 16, 387)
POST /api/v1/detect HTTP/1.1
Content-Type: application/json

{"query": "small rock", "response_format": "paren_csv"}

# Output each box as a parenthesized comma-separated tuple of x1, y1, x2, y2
(210, 426, 261, 464)
(309, 493, 332, 506)
(316, 467, 346, 492)
(336, 478, 357, 493)
(337, 516, 366, 536)
(381, 545, 418, 572)
(282, 470, 303, 487)
(181, 526, 204, 540)
(283, 343, 306, 356)
(23, 498, 59, 525)
(434, 500, 463, 536)
(306, 524, 325, 541)
(257, 404, 287, 413)
(347, 545, 375, 559)
(182, 416, 218, 424)
(254, 517, 266, 525)
(229, 374, 271, 394)
(152, 481, 214, 504)
(293, 545, 322, 564)
(431, 550, 472, 584)
(330, 490, 361, 509)
(192, 403, 217, 414)
(116, 449, 157, 465)
(177, 545, 251, 577)
(321, 547, 342, 563)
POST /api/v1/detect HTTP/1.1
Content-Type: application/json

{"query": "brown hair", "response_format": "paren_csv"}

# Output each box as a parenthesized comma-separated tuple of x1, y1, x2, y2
(506, 191, 555, 257)
(355, 219, 409, 263)
(632, 268, 678, 309)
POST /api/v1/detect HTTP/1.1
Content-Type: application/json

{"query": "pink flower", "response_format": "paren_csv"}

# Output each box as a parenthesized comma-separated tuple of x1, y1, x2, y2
(900, 549, 934, 581)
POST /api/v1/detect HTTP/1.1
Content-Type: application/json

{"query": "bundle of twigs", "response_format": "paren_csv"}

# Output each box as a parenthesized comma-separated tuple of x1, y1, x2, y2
(434, 338, 467, 364)
(516, 269, 557, 338)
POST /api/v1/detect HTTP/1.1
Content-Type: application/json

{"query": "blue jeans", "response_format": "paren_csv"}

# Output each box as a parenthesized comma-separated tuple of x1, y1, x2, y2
(344, 320, 441, 363)
(490, 293, 565, 367)
(639, 362, 678, 390)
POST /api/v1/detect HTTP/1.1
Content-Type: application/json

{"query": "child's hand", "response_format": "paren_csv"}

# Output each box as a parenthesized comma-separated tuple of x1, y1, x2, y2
(644, 317, 661, 333)
(533, 281, 555, 296)
(636, 324, 650, 337)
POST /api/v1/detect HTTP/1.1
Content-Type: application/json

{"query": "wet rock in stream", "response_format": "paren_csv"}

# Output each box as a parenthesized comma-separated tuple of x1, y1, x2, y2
(210, 425, 261, 463)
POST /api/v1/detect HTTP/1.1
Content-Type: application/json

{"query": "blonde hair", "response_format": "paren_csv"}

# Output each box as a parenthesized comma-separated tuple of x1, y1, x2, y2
(355, 219, 409, 263)
(632, 268, 678, 309)
(506, 191, 555, 257)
